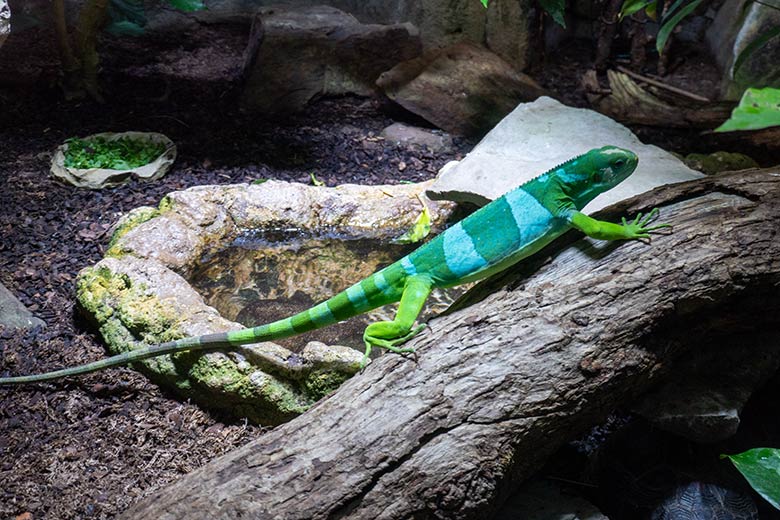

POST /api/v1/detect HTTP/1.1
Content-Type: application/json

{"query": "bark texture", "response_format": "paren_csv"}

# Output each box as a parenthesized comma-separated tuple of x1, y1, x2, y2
(124, 168, 780, 519)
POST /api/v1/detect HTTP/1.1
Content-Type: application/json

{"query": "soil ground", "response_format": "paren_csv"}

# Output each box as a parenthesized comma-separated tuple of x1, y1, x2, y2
(0, 26, 776, 519)
(0, 70, 474, 519)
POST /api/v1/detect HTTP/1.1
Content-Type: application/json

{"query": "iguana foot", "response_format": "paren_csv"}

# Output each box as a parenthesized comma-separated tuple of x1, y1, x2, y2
(621, 207, 672, 240)
(360, 324, 426, 369)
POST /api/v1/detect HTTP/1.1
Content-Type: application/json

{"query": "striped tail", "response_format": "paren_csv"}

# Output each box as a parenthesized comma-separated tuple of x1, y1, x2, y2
(0, 267, 406, 385)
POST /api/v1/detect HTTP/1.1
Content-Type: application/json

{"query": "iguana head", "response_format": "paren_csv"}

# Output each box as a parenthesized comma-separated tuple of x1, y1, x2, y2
(561, 146, 639, 209)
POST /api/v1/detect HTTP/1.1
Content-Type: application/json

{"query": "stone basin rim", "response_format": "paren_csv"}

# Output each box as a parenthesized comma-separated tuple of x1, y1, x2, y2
(75, 180, 456, 423)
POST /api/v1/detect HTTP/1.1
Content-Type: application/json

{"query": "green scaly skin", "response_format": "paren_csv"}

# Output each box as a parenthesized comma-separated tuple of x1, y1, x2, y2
(0, 146, 670, 385)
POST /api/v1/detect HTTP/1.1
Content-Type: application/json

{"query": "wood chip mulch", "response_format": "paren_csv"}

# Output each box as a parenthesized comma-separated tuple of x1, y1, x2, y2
(0, 91, 470, 519)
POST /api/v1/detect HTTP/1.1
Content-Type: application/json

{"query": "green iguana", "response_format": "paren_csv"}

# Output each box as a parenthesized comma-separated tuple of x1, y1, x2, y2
(0, 146, 670, 385)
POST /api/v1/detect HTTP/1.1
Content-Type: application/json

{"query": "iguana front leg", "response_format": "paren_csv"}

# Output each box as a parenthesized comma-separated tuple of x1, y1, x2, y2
(362, 275, 432, 368)
(568, 207, 671, 241)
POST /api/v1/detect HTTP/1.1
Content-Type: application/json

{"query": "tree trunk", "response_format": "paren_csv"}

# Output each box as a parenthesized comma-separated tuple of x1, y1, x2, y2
(51, 0, 108, 101)
(594, 0, 623, 71)
(123, 169, 780, 519)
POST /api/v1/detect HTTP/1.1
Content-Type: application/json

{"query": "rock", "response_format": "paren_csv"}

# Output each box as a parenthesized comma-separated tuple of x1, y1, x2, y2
(683, 151, 759, 175)
(633, 341, 780, 443)
(484, 0, 534, 70)
(186, 0, 532, 69)
(78, 180, 456, 424)
(380, 122, 453, 152)
(707, 0, 780, 99)
(651, 482, 758, 520)
(426, 96, 703, 212)
(241, 5, 421, 114)
(376, 42, 547, 137)
(496, 479, 608, 520)
(50, 132, 177, 190)
(0, 282, 45, 330)
(0, 0, 9, 50)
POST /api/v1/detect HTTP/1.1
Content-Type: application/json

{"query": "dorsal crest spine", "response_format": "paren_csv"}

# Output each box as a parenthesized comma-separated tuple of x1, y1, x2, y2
(519, 150, 589, 187)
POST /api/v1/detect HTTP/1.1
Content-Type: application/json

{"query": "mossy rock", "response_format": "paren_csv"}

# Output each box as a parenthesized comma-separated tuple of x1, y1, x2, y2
(75, 180, 454, 425)
(684, 152, 759, 175)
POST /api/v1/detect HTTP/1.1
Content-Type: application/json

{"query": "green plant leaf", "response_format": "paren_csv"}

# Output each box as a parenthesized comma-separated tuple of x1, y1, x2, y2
(395, 198, 432, 244)
(733, 26, 780, 79)
(539, 0, 567, 28)
(251, 178, 268, 185)
(107, 0, 147, 35)
(660, 0, 686, 23)
(656, 0, 703, 53)
(310, 172, 325, 186)
(715, 87, 780, 132)
(63, 136, 166, 170)
(645, 1, 657, 19)
(166, 0, 205, 12)
(620, 0, 654, 19)
(105, 20, 146, 36)
(480, 0, 489, 7)
(722, 448, 780, 509)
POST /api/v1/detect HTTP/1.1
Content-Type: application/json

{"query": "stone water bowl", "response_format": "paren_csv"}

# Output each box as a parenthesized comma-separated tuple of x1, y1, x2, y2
(76, 180, 456, 424)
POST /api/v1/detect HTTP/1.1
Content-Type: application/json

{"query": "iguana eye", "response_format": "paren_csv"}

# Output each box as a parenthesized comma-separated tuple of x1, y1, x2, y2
(614, 158, 626, 168)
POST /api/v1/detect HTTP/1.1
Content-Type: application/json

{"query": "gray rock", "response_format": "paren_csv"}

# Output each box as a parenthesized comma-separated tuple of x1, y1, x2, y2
(176, 0, 532, 70)
(377, 42, 547, 137)
(707, 0, 780, 99)
(0, 282, 45, 330)
(484, 0, 534, 69)
(634, 341, 780, 443)
(427, 96, 702, 212)
(241, 5, 421, 114)
(651, 482, 758, 520)
(496, 479, 608, 520)
(79, 180, 456, 424)
(380, 122, 453, 153)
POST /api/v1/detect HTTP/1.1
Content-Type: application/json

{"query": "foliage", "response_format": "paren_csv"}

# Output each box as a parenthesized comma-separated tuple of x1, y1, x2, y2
(166, 0, 205, 11)
(106, 0, 205, 36)
(480, 0, 566, 28)
(482, 0, 780, 58)
(655, 0, 704, 52)
(619, 0, 655, 19)
(538, 0, 567, 28)
(733, 25, 780, 79)
(64, 136, 166, 170)
(722, 448, 780, 510)
(106, 0, 147, 36)
(715, 87, 780, 132)
(309, 173, 325, 186)
(395, 196, 432, 244)
(619, 0, 780, 57)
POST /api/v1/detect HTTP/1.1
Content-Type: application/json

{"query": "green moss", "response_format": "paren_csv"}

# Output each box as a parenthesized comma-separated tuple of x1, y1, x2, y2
(303, 368, 353, 400)
(158, 195, 174, 213)
(684, 152, 759, 175)
(187, 354, 311, 424)
(77, 266, 130, 323)
(77, 264, 184, 350)
(106, 206, 160, 256)
(116, 292, 181, 344)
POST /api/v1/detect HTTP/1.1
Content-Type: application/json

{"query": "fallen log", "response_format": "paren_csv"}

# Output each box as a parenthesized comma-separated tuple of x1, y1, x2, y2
(124, 168, 780, 519)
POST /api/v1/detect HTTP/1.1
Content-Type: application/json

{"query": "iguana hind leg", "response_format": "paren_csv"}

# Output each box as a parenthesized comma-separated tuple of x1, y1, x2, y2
(362, 275, 432, 368)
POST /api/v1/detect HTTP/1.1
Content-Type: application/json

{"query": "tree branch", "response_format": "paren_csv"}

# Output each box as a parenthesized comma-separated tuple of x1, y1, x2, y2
(122, 168, 780, 519)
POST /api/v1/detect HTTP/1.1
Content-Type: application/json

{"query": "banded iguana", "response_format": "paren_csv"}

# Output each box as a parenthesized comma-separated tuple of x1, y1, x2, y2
(0, 146, 669, 385)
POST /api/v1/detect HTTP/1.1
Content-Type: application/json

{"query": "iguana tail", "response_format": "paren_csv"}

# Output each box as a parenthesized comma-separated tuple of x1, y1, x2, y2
(0, 266, 407, 385)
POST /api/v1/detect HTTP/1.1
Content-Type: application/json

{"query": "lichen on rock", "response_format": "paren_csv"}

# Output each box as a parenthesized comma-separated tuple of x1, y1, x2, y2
(76, 180, 456, 425)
